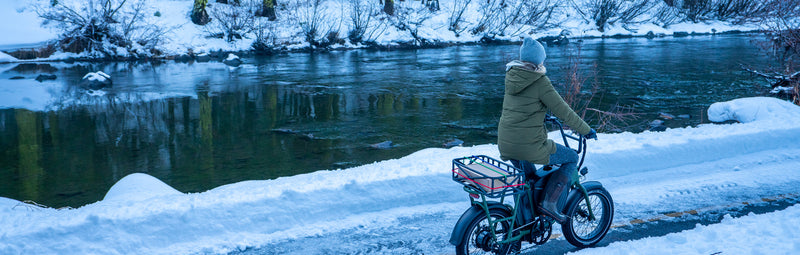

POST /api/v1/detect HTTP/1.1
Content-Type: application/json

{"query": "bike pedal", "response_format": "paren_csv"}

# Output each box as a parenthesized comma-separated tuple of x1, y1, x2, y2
(580, 167, 588, 176)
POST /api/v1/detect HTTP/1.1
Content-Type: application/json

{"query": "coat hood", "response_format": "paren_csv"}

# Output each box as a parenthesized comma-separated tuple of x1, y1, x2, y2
(504, 60, 547, 95)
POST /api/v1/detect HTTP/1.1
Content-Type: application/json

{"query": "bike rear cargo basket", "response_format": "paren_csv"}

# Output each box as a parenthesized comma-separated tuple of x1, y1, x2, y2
(452, 155, 525, 198)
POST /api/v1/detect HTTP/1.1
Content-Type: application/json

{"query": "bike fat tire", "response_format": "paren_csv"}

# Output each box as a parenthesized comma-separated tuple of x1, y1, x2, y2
(456, 207, 520, 255)
(561, 186, 614, 248)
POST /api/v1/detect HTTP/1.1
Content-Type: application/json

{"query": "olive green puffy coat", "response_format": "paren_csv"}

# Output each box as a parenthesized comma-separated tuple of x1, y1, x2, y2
(497, 62, 591, 164)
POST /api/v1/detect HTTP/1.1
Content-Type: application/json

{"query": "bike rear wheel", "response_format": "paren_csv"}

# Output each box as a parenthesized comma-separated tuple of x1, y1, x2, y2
(456, 208, 520, 255)
(561, 186, 614, 248)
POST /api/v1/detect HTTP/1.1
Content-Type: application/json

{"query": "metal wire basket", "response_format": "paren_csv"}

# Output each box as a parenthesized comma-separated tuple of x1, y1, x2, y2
(451, 155, 526, 198)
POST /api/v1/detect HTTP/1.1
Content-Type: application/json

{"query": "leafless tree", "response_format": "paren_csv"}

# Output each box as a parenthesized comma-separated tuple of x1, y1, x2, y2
(192, 0, 211, 25)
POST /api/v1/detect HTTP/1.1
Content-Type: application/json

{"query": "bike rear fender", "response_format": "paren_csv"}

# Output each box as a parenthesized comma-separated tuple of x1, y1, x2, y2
(449, 201, 511, 246)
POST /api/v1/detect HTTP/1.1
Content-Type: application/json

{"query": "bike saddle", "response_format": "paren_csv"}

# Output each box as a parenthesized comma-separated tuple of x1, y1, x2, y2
(534, 164, 559, 178)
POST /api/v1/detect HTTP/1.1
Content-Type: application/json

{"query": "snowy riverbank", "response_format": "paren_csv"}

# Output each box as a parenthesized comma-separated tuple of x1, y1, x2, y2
(0, 0, 769, 63)
(1, 96, 799, 254)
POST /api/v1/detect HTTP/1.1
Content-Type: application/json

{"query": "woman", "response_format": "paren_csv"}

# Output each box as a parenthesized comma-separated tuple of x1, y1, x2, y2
(497, 36, 597, 223)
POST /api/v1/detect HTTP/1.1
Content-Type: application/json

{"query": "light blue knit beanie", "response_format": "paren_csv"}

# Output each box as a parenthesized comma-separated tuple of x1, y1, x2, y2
(520, 36, 546, 65)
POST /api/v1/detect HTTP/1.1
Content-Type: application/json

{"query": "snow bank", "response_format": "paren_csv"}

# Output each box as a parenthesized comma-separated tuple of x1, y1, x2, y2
(1, 97, 799, 254)
(0, 0, 768, 61)
(569, 205, 800, 255)
(0, 51, 18, 63)
(707, 97, 800, 123)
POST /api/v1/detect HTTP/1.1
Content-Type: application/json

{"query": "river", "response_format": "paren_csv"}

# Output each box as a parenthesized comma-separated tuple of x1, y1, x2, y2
(0, 34, 774, 207)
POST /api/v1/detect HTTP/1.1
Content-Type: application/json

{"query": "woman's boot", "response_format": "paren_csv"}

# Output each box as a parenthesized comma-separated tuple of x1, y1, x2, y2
(538, 170, 570, 223)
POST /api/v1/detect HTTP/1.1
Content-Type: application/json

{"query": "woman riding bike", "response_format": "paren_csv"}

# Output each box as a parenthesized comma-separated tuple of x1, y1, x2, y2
(497, 36, 597, 223)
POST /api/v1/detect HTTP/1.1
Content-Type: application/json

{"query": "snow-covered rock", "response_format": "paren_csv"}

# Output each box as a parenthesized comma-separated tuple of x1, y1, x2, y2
(79, 71, 112, 90)
(222, 53, 242, 66)
(196, 53, 211, 62)
(35, 74, 57, 82)
(707, 97, 800, 123)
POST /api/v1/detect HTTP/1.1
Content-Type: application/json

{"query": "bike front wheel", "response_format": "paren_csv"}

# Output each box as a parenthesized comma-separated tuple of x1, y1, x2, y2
(561, 186, 614, 248)
(456, 208, 520, 255)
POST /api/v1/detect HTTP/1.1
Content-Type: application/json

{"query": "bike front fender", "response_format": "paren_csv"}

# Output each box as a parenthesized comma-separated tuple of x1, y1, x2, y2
(563, 181, 604, 214)
(449, 201, 510, 246)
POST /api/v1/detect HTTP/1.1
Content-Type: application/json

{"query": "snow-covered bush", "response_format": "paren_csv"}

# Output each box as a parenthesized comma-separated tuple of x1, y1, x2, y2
(571, 0, 653, 32)
(33, 0, 167, 56)
(347, 0, 385, 44)
(207, 0, 258, 42)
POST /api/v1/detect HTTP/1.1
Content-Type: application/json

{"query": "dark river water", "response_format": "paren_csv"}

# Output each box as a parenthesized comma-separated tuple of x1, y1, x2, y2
(0, 34, 774, 207)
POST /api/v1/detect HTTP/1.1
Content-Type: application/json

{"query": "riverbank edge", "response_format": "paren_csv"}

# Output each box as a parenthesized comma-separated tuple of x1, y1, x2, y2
(0, 29, 764, 65)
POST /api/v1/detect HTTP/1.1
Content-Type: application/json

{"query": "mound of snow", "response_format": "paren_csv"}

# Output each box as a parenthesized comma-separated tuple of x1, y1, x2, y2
(103, 173, 182, 202)
(707, 97, 800, 123)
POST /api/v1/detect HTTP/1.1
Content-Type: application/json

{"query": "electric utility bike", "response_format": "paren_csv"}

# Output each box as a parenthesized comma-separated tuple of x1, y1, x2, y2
(449, 115, 614, 255)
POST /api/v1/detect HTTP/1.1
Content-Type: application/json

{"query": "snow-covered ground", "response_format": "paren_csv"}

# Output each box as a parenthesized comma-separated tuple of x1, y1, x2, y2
(0, 0, 766, 61)
(1, 96, 799, 254)
(568, 204, 800, 255)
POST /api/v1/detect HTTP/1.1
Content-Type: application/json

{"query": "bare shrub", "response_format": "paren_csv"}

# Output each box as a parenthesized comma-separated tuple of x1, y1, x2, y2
(748, 0, 800, 105)
(252, 18, 279, 53)
(677, 0, 714, 22)
(34, 0, 167, 56)
(390, 3, 435, 45)
(347, 0, 386, 44)
(207, 0, 258, 42)
(557, 45, 639, 132)
(472, 0, 559, 38)
(293, 0, 343, 47)
(651, 1, 682, 27)
(447, 0, 472, 37)
(571, 0, 653, 32)
(518, 0, 560, 30)
(712, 0, 763, 22)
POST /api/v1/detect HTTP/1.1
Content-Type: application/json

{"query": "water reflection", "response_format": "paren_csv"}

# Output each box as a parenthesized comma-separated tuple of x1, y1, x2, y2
(0, 35, 773, 207)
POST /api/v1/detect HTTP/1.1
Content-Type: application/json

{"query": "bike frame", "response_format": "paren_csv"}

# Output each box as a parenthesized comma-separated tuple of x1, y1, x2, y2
(463, 115, 597, 246)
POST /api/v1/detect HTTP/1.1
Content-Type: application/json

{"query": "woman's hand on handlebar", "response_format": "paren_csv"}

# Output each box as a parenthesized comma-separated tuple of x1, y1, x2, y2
(584, 128, 597, 140)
